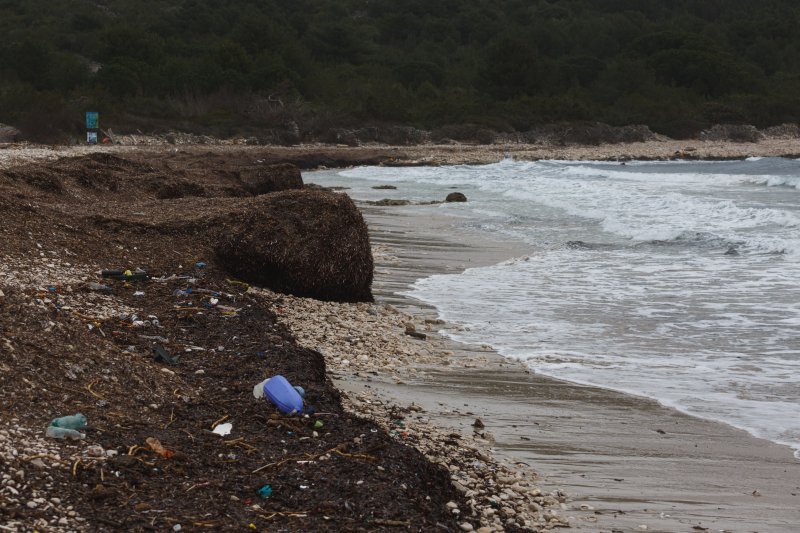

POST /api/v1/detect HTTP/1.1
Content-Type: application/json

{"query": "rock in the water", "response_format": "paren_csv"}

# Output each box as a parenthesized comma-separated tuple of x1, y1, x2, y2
(446, 192, 467, 202)
(368, 198, 411, 206)
(371, 185, 397, 190)
(239, 163, 303, 195)
(215, 189, 373, 302)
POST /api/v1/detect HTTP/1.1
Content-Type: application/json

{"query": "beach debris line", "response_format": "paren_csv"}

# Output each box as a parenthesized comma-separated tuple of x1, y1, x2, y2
(0, 149, 498, 531)
(261, 286, 570, 530)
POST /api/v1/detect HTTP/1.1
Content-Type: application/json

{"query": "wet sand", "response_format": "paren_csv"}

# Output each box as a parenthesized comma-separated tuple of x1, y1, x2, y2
(340, 203, 800, 532)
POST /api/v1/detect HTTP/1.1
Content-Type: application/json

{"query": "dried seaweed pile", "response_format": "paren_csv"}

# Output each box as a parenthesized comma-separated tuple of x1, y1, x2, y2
(0, 150, 374, 303)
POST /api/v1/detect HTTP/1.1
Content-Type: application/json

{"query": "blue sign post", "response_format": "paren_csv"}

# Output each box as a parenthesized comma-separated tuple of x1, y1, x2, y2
(86, 112, 99, 144)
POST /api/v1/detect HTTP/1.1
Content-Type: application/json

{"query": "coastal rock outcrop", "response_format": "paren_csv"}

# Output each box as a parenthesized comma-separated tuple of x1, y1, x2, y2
(446, 192, 468, 202)
(215, 189, 374, 302)
(699, 124, 764, 143)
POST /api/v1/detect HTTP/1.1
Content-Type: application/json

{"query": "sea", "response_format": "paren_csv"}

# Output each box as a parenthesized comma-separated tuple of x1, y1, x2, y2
(310, 157, 800, 458)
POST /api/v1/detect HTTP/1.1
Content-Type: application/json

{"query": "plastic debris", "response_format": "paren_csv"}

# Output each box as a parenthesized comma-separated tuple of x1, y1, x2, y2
(50, 413, 87, 430)
(257, 484, 273, 498)
(293, 386, 306, 398)
(252, 378, 270, 399)
(102, 268, 150, 281)
(153, 345, 180, 365)
(313, 420, 323, 429)
(145, 437, 175, 459)
(263, 375, 304, 415)
(212, 422, 232, 436)
(86, 282, 112, 293)
(195, 262, 207, 268)
(46, 427, 84, 440)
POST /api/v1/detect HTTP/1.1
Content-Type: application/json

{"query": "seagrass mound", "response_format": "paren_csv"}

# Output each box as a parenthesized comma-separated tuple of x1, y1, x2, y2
(215, 189, 374, 302)
(238, 163, 303, 195)
(0, 152, 307, 200)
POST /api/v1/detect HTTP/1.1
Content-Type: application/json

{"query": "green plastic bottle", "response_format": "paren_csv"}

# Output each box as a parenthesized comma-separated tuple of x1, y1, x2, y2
(50, 413, 87, 430)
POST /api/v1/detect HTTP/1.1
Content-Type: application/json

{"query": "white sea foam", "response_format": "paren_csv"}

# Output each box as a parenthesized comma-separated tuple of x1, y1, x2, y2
(319, 158, 800, 457)
(743, 175, 800, 189)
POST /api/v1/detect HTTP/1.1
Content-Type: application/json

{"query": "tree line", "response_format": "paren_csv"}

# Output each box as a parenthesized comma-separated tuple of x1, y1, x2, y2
(1, 0, 799, 142)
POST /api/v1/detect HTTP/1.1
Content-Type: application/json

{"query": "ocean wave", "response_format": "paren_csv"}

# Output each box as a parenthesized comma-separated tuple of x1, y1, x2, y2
(742, 175, 800, 189)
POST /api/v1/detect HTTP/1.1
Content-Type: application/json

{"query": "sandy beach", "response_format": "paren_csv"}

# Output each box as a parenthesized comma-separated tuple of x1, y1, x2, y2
(2, 141, 799, 532)
(317, 202, 800, 532)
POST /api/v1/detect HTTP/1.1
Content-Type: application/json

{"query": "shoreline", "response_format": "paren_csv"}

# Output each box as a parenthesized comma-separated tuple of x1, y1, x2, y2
(2, 144, 799, 532)
(299, 193, 800, 532)
(2, 137, 800, 169)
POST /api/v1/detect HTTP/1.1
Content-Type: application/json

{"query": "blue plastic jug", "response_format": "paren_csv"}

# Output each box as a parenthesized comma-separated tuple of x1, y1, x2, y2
(263, 375, 304, 415)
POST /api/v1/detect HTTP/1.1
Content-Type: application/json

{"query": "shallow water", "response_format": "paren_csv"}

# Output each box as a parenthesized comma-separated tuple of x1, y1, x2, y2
(310, 157, 800, 457)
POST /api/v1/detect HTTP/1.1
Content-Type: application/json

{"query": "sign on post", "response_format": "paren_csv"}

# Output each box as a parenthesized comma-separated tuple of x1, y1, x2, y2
(86, 112, 99, 144)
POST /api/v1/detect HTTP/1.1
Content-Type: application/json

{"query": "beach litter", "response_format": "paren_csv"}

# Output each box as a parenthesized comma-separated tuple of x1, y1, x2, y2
(85, 282, 112, 293)
(102, 268, 150, 281)
(50, 413, 87, 430)
(46, 427, 85, 440)
(257, 484, 273, 498)
(145, 437, 175, 459)
(257, 375, 304, 415)
(47, 414, 87, 438)
(212, 423, 233, 436)
(153, 345, 180, 365)
(45, 413, 86, 440)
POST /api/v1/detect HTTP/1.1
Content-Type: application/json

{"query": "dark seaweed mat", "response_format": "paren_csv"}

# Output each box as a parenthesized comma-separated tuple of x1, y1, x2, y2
(0, 150, 464, 532)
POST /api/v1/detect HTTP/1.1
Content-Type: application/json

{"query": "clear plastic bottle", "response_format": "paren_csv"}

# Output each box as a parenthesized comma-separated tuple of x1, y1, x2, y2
(46, 427, 84, 440)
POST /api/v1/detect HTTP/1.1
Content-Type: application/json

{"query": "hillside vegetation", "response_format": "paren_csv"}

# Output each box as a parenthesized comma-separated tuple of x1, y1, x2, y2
(1, 0, 799, 141)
